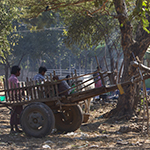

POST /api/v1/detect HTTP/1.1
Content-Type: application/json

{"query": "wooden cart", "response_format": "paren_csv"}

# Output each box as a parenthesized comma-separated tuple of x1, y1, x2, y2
(0, 60, 150, 138)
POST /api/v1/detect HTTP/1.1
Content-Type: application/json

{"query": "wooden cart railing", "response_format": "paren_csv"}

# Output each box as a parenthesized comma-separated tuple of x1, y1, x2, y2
(0, 69, 114, 107)
(1, 78, 62, 106)
(0, 60, 150, 108)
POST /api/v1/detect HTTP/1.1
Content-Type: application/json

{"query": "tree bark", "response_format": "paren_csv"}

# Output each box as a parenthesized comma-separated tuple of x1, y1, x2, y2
(110, 0, 150, 118)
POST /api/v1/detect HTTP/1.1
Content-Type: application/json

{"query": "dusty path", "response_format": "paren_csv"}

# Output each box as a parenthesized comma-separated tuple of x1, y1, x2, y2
(0, 102, 150, 150)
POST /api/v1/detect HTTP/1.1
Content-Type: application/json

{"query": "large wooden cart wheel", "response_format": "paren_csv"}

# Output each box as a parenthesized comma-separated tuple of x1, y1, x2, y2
(20, 102, 55, 138)
(54, 105, 83, 132)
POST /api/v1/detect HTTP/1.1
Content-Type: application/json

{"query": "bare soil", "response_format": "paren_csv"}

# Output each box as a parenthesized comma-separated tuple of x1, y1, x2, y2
(0, 100, 150, 150)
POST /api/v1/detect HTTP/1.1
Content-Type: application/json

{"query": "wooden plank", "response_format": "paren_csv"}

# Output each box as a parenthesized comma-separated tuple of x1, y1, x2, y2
(2, 78, 8, 102)
(46, 75, 49, 81)
(10, 82, 14, 103)
(14, 83, 18, 103)
(55, 84, 59, 97)
(29, 79, 33, 100)
(7, 80, 10, 103)
(50, 73, 55, 97)
(35, 80, 40, 99)
(21, 82, 25, 101)
(17, 82, 21, 102)
(0, 96, 62, 107)
(37, 79, 44, 99)
(46, 80, 51, 98)
(25, 77, 29, 101)
(32, 80, 37, 99)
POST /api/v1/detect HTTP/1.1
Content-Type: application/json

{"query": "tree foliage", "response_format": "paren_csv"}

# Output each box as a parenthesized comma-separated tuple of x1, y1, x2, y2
(0, 0, 16, 65)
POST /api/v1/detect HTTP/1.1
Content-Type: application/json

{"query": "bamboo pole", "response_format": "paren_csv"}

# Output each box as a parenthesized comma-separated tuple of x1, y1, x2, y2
(39, 79, 44, 98)
(25, 77, 29, 101)
(32, 80, 36, 99)
(3, 78, 8, 102)
(21, 82, 25, 101)
(55, 84, 59, 97)
(29, 79, 33, 100)
(14, 83, 18, 103)
(17, 83, 21, 102)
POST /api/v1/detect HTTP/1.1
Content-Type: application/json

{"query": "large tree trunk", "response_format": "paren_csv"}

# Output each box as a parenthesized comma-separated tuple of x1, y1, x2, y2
(110, 0, 150, 118)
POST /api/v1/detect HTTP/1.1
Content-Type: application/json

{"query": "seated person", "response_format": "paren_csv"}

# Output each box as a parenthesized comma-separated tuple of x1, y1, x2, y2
(53, 75, 72, 96)
(33, 66, 47, 98)
(33, 66, 47, 82)
(65, 74, 72, 86)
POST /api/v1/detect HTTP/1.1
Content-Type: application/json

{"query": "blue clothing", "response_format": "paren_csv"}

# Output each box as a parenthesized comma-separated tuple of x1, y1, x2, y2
(33, 73, 45, 82)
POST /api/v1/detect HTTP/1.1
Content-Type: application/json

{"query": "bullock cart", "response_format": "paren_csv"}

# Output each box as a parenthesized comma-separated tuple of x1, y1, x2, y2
(0, 61, 150, 137)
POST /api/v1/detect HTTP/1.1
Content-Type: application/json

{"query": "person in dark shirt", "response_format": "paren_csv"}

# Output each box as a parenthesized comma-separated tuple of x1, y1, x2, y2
(65, 74, 72, 86)
(53, 75, 71, 96)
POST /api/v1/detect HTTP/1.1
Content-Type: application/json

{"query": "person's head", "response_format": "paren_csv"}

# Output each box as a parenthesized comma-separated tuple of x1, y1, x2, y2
(97, 66, 102, 71)
(53, 75, 59, 81)
(11, 66, 21, 77)
(39, 66, 47, 76)
(66, 75, 70, 78)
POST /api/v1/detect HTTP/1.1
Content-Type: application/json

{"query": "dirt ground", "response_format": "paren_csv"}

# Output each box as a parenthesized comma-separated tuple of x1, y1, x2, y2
(0, 100, 150, 150)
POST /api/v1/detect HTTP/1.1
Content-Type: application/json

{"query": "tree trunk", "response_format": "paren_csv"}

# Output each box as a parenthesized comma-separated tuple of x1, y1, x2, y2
(114, 42, 149, 118)
(109, 0, 150, 118)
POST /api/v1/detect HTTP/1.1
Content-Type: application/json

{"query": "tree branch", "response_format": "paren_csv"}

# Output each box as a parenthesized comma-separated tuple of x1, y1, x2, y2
(18, 53, 26, 66)
(29, 0, 94, 18)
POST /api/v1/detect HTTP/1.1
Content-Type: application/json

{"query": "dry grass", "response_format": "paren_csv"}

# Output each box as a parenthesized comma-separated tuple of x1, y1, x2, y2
(0, 101, 149, 149)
